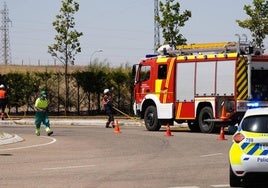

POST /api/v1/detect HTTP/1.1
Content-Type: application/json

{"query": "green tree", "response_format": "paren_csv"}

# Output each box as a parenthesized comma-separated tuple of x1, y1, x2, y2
(94, 70, 109, 113)
(5, 73, 39, 113)
(73, 70, 108, 115)
(22, 72, 41, 112)
(155, 0, 191, 48)
(111, 69, 129, 109)
(237, 0, 268, 48)
(73, 71, 93, 114)
(48, 0, 83, 115)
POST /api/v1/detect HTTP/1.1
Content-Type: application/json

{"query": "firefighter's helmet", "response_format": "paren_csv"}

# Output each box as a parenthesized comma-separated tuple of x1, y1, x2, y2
(40, 91, 47, 97)
(104, 89, 109, 94)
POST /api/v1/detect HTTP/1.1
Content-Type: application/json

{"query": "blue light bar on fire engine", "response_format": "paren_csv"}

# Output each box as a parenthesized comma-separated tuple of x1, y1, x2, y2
(145, 54, 157, 58)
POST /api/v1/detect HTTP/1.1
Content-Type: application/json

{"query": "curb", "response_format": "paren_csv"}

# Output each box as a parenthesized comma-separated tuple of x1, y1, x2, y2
(10, 118, 144, 127)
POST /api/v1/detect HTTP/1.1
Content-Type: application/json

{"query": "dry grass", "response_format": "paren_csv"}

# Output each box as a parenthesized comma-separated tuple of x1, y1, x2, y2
(0, 64, 87, 74)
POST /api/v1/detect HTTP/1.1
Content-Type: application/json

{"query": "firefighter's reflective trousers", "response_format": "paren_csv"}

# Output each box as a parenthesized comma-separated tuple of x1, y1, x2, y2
(35, 111, 50, 130)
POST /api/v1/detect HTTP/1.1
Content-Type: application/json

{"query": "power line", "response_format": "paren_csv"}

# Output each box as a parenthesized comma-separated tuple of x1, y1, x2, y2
(1, 2, 12, 65)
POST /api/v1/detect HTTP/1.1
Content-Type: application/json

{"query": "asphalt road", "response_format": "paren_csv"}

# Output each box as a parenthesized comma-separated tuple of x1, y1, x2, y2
(0, 123, 234, 188)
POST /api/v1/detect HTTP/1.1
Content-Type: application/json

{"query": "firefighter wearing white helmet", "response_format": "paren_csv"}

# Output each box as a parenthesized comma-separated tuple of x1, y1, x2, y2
(104, 89, 109, 94)
(102, 88, 115, 128)
(0, 84, 7, 120)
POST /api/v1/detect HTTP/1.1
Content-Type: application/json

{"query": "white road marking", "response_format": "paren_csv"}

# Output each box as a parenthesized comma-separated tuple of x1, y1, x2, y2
(211, 184, 230, 187)
(168, 186, 229, 188)
(200, 153, 222, 157)
(168, 187, 199, 188)
(0, 136, 56, 151)
(43, 164, 96, 170)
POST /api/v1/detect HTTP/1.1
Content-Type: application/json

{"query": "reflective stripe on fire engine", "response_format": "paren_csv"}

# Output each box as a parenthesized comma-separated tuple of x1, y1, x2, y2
(163, 58, 175, 103)
(155, 79, 162, 98)
(175, 102, 195, 119)
(176, 102, 182, 119)
(176, 52, 238, 60)
(156, 57, 168, 63)
(236, 57, 248, 100)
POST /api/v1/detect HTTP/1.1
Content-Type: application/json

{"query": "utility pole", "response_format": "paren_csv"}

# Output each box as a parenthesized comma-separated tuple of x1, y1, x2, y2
(0, 2, 11, 65)
(154, 0, 160, 53)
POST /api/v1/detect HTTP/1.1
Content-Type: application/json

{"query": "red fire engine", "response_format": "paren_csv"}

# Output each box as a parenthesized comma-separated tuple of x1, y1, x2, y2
(132, 41, 268, 133)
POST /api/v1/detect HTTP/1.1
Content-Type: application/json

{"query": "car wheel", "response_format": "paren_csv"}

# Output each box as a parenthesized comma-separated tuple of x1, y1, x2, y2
(198, 107, 214, 133)
(144, 106, 161, 131)
(229, 165, 241, 187)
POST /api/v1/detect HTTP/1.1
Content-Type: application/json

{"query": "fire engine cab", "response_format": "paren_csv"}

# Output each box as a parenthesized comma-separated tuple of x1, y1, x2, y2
(132, 41, 268, 133)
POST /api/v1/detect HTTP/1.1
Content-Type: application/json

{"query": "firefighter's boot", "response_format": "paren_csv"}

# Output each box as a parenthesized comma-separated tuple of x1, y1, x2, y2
(46, 127, 53, 136)
(36, 129, 40, 136)
(105, 122, 110, 128)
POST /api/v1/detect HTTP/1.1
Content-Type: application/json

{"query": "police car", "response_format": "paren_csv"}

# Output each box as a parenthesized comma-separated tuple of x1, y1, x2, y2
(229, 107, 268, 187)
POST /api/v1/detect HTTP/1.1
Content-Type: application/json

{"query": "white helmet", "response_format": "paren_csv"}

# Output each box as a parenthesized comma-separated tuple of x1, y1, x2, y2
(0, 84, 4, 89)
(104, 89, 109, 94)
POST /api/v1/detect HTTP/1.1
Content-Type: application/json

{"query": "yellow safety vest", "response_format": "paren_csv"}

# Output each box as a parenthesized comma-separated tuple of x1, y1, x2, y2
(35, 98, 48, 109)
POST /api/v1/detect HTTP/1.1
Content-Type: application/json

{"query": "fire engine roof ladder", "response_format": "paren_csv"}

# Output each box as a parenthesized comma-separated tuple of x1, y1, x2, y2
(175, 42, 238, 55)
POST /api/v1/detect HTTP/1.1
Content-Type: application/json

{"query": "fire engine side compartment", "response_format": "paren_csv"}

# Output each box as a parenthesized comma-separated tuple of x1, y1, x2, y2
(174, 55, 237, 123)
(175, 61, 195, 119)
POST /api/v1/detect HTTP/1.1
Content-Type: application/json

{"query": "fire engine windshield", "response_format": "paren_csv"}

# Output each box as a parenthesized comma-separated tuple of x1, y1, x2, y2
(251, 70, 268, 100)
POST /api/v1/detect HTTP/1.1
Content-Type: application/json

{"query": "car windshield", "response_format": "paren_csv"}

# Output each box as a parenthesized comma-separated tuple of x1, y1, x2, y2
(241, 115, 268, 133)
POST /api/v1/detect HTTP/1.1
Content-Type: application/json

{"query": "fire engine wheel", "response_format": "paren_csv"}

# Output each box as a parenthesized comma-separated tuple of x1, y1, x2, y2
(188, 121, 200, 132)
(144, 106, 161, 131)
(198, 107, 215, 133)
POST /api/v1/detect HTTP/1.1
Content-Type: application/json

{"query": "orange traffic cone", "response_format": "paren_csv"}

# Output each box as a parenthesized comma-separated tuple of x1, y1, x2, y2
(165, 124, 173, 136)
(114, 121, 121, 134)
(217, 126, 227, 140)
(220, 105, 228, 120)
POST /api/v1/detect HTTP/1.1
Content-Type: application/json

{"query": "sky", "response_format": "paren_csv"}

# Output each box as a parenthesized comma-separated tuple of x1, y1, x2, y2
(3, 0, 266, 67)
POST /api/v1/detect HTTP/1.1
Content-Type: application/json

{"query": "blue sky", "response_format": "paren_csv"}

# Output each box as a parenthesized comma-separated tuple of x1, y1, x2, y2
(4, 0, 265, 66)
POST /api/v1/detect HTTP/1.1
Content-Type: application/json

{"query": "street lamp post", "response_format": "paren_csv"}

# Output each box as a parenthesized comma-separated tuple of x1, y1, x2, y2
(90, 49, 103, 65)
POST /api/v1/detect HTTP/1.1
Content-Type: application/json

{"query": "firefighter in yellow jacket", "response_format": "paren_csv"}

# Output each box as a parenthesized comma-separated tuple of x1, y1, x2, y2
(34, 91, 53, 136)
